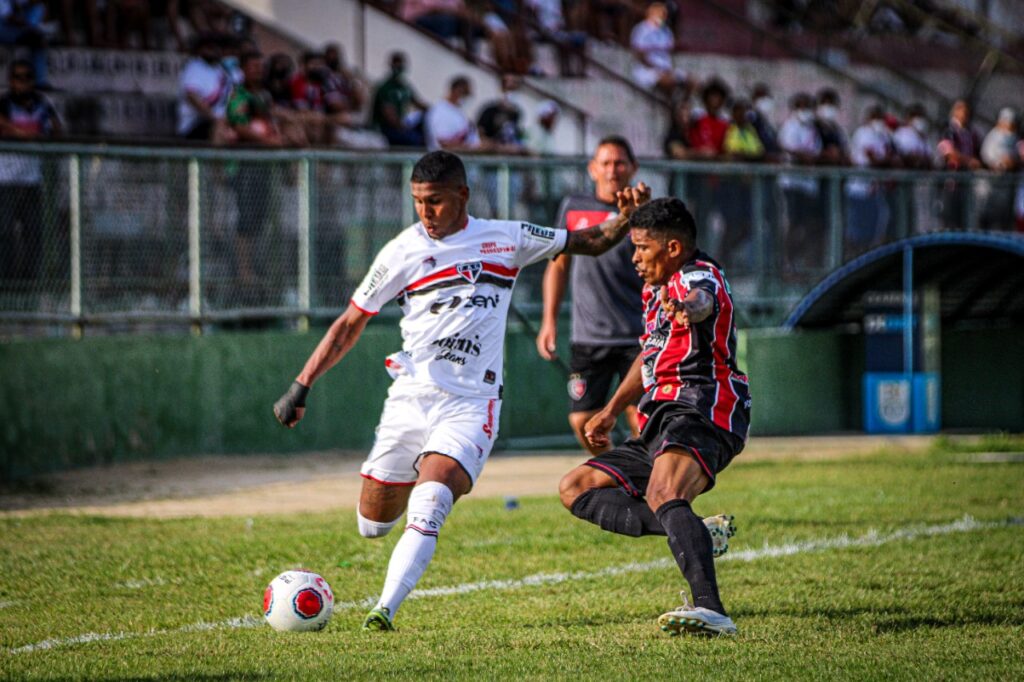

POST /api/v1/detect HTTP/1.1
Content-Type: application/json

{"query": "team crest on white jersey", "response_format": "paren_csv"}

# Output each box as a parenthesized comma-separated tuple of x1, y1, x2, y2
(456, 261, 482, 283)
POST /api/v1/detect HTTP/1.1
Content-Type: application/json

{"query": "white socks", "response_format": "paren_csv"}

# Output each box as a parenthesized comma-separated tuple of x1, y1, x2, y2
(375, 481, 454, 619)
(357, 508, 402, 538)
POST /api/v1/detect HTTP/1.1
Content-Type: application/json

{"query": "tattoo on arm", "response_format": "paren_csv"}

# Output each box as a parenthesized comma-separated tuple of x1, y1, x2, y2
(564, 214, 631, 256)
(683, 288, 715, 324)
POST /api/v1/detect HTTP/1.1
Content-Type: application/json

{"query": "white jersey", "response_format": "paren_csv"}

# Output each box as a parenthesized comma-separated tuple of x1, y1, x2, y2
(351, 216, 568, 398)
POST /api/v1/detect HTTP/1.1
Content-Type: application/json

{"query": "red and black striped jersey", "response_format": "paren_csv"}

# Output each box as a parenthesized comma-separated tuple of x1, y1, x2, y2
(637, 251, 751, 441)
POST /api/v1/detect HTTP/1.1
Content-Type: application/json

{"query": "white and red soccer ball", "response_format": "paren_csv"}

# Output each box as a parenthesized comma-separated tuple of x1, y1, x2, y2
(263, 569, 334, 632)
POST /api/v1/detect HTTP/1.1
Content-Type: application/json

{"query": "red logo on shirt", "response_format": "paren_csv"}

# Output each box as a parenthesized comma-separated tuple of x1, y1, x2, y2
(565, 210, 615, 232)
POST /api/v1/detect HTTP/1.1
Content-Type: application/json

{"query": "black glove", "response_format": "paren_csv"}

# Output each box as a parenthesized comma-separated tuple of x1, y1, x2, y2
(273, 381, 310, 427)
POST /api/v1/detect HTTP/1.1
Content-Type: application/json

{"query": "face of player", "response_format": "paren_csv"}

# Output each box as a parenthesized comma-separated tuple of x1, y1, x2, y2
(411, 182, 470, 240)
(588, 143, 637, 204)
(630, 229, 687, 286)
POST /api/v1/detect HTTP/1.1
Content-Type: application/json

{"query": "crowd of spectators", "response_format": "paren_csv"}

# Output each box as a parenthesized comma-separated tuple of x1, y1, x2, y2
(657, 73, 1024, 265)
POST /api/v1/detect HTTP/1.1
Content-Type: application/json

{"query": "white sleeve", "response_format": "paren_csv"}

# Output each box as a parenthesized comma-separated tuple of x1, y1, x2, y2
(850, 128, 870, 167)
(513, 221, 568, 267)
(778, 119, 799, 152)
(349, 240, 407, 314)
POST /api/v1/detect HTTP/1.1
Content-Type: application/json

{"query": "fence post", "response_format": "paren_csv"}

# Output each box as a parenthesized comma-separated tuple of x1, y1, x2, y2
(297, 157, 311, 332)
(826, 175, 843, 270)
(188, 157, 202, 335)
(68, 153, 82, 338)
(497, 163, 511, 220)
(401, 160, 414, 228)
(751, 174, 767, 293)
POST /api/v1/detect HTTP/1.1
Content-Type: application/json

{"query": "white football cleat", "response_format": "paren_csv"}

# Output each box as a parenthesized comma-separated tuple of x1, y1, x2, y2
(703, 514, 736, 558)
(658, 593, 737, 637)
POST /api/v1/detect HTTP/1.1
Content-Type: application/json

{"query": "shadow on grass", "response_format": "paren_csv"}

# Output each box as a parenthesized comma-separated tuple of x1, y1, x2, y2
(95, 671, 270, 675)
(872, 613, 1024, 633)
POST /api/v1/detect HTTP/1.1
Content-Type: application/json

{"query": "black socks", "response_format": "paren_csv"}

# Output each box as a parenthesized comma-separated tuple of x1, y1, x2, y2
(570, 488, 667, 537)
(655, 499, 726, 615)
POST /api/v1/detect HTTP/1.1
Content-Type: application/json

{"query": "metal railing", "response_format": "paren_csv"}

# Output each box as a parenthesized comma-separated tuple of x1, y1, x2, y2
(1, 142, 1021, 335)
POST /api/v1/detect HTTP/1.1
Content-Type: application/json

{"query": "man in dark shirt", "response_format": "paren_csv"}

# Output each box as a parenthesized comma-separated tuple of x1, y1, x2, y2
(371, 52, 428, 148)
(536, 136, 645, 455)
(559, 197, 750, 637)
(937, 98, 983, 229)
(476, 73, 526, 152)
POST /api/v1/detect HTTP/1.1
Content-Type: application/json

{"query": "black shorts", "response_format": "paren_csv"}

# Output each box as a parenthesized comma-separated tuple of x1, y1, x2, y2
(567, 343, 639, 413)
(584, 401, 744, 495)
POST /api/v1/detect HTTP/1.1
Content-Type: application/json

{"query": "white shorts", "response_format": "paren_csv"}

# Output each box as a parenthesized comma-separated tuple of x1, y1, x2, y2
(360, 379, 501, 488)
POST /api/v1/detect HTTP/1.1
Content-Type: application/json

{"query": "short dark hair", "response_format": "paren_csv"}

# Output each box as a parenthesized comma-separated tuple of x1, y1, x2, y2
(411, 151, 467, 186)
(595, 135, 636, 165)
(9, 59, 33, 79)
(817, 88, 840, 105)
(451, 75, 470, 91)
(302, 50, 323, 65)
(629, 197, 697, 248)
(239, 50, 263, 67)
(701, 77, 730, 102)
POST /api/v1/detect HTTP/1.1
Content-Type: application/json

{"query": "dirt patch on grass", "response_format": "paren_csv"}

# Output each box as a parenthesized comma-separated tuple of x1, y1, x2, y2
(0, 435, 939, 519)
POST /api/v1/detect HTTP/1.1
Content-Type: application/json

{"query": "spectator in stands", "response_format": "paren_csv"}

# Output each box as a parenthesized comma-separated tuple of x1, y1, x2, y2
(724, 99, 764, 161)
(227, 51, 285, 148)
(527, 99, 560, 155)
(290, 50, 360, 145)
(425, 75, 480, 151)
(168, 0, 233, 50)
(815, 88, 849, 166)
(176, 33, 232, 142)
(591, 0, 634, 45)
(979, 107, 1020, 231)
(225, 50, 282, 288)
(0, 0, 50, 89)
(265, 53, 295, 106)
(778, 91, 824, 272)
(371, 52, 428, 148)
(938, 98, 982, 229)
(893, 103, 933, 169)
(400, 0, 479, 56)
(524, 0, 586, 77)
(688, 78, 729, 158)
(720, 98, 764, 268)
(662, 95, 692, 159)
(630, 2, 685, 97)
(0, 58, 60, 285)
(846, 104, 897, 253)
(473, 0, 532, 74)
(476, 73, 528, 153)
(324, 42, 368, 116)
(938, 99, 982, 171)
(749, 83, 781, 159)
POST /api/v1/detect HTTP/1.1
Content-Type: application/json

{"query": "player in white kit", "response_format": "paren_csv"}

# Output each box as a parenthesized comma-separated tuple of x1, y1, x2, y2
(273, 151, 650, 630)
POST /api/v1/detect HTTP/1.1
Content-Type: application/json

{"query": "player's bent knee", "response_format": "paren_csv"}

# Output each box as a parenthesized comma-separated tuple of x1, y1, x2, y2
(405, 481, 454, 537)
(356, 509, 402, 538)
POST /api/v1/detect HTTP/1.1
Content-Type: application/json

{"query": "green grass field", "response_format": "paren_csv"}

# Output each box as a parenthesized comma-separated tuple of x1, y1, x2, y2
(2, 437, 1023, 680)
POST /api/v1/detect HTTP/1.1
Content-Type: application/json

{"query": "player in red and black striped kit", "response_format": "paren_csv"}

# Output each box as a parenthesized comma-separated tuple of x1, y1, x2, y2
(559, 197, 751, 636)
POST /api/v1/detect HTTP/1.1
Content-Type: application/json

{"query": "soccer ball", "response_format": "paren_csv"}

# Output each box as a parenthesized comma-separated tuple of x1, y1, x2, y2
(262, 569, 335, 632)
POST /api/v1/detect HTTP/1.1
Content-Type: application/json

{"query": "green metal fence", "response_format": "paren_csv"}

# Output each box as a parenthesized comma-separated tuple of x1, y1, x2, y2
(2, 142, 1021, 334)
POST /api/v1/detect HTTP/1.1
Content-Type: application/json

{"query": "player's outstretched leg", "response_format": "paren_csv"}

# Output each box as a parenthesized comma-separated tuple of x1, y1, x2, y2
(363, 480, 453, 631)
(562, 464, 737, 555)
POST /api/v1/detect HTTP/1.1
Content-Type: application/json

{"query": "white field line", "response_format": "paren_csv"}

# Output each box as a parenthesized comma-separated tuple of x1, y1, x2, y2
(8, 515, 1020, 655)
